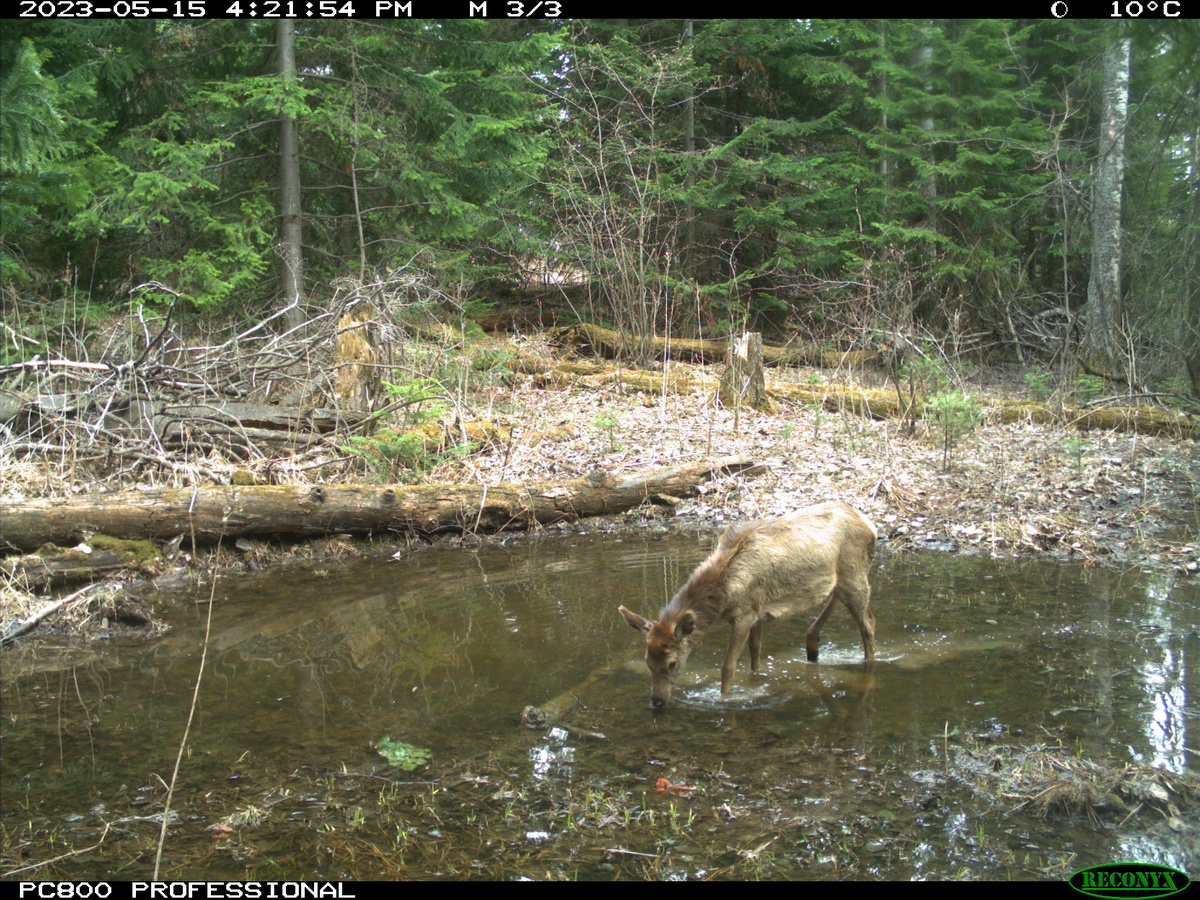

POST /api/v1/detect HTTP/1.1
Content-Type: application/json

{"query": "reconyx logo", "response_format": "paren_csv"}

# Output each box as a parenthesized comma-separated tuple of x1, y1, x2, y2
(1070, 863, 1191, 899)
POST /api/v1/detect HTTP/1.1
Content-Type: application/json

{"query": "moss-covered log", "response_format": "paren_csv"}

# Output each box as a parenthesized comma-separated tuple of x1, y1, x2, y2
(517, 353, 1197, 440)
(548, 323, 878, 368)
(770, 383, 904, 418)
(0, 457, 763, 553)
(1, 536, 164, 589)
(989, 400, 1199, 438)
(539, 326, 1197, 440)
(777, 386, 1198, 437)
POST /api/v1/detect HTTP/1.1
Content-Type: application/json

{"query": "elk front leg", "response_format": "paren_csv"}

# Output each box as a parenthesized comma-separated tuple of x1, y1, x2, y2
(748, 620, 763, 672)
(721, 619, 756, 694)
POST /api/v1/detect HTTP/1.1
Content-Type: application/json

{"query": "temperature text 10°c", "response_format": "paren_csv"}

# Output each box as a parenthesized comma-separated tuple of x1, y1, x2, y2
(1111, 0, 1182, 14)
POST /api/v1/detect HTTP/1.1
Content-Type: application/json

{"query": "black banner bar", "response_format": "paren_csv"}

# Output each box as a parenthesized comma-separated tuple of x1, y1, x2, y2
(10, 2, 1200, 20)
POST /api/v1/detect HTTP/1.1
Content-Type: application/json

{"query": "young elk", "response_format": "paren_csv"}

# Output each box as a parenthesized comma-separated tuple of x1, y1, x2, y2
(619, 502, 876, 707)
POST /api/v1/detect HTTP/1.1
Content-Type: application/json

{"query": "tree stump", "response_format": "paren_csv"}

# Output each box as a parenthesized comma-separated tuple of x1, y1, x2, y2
(718, 332, 773, 413)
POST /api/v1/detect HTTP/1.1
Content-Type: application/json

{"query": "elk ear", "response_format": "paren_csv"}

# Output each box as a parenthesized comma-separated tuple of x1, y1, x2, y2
(674, 611, 696, 641)
(619, 605, 653, 633)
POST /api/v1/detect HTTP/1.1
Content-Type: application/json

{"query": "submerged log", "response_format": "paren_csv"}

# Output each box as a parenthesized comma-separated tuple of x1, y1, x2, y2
(520, 656, 633, 736)
(0, 457, 763, 553)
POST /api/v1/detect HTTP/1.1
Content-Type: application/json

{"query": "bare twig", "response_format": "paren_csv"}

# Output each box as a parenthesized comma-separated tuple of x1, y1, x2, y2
(1, 823, 112, 878)
(1, 583, 103, 646)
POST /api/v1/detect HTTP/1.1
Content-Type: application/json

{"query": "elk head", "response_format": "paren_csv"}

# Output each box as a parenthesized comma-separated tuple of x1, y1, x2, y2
(619, 605, 697, 707)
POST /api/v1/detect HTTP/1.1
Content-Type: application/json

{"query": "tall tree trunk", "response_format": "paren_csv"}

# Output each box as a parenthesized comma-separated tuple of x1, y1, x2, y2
(876, 23, 891, 218)
(277, 19, 305, 332)
(1080, 33, 1131, 380)
(906, 22, 940, 327)
(348, 27, 368, 282)
(1183, 100, 1200, 397)
(913, 25, 939, 239)
(681, 19, 696, 282)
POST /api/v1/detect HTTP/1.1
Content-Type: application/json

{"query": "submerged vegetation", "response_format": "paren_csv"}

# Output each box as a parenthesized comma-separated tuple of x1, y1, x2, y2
(4, 686, 1195, 880)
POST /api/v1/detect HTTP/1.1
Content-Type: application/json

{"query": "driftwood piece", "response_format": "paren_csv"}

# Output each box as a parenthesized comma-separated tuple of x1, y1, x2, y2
(519, 656, 637, 738)
(0, 457, 763, 552)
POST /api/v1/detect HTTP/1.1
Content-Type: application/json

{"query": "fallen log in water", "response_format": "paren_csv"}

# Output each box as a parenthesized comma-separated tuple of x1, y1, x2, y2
(520, 658, 634, 733)
(0, 456, 764, 553)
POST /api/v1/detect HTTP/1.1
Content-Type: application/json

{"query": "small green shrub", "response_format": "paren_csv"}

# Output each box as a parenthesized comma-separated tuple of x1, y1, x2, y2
(1074, 374, 1105, 403)
(1023, 369, 1054, 402)
(343, 429, 429, 481)
(593, 411, 621, 452)
(1062, 437, 1089, 476)
(383, 374, 442, 415)
(926, 390, 983, 468)
(903, 352, 951, 395)
(343, 428, 474, 482)
(341, 373, 459, 481)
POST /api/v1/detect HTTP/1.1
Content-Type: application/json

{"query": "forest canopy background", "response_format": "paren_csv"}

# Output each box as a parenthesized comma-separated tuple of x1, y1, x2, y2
(1, 18, 1198, 390)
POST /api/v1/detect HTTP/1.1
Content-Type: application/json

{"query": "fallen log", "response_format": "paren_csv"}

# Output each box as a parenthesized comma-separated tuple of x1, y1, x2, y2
(989, 400, 1200, 439)
(772, 384, 1200, 438)
(520, 656, 636, 737)
(1, 535, 164, 589)
(0, 457, 763, 553)
(548, 323, 878, 368)
(518, 355, 1200, 440)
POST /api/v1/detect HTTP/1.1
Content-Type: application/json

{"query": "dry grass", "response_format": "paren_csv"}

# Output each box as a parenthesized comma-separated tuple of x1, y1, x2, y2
(945, 732, 1198, 827)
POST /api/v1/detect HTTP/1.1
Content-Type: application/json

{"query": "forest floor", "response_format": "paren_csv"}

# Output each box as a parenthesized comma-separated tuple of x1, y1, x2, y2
(441, 344, 1200, 574)
(2, 334, 1199, 637)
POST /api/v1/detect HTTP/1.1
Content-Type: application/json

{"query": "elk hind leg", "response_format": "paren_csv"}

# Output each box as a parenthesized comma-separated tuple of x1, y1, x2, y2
(840, 584, 876, 662)
(748, 620, 764, 672)
(805, 592, 840, 662)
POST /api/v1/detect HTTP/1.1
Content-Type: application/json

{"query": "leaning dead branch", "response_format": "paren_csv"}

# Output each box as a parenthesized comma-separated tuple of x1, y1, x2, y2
(0, 582, 102, 645)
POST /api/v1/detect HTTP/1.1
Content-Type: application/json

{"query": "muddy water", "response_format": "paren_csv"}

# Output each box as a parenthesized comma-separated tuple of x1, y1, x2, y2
(2, 532, 1197, 881)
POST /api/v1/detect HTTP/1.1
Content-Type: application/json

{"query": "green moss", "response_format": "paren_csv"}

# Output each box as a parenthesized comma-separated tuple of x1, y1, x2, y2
(86, 534, 163, 567)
